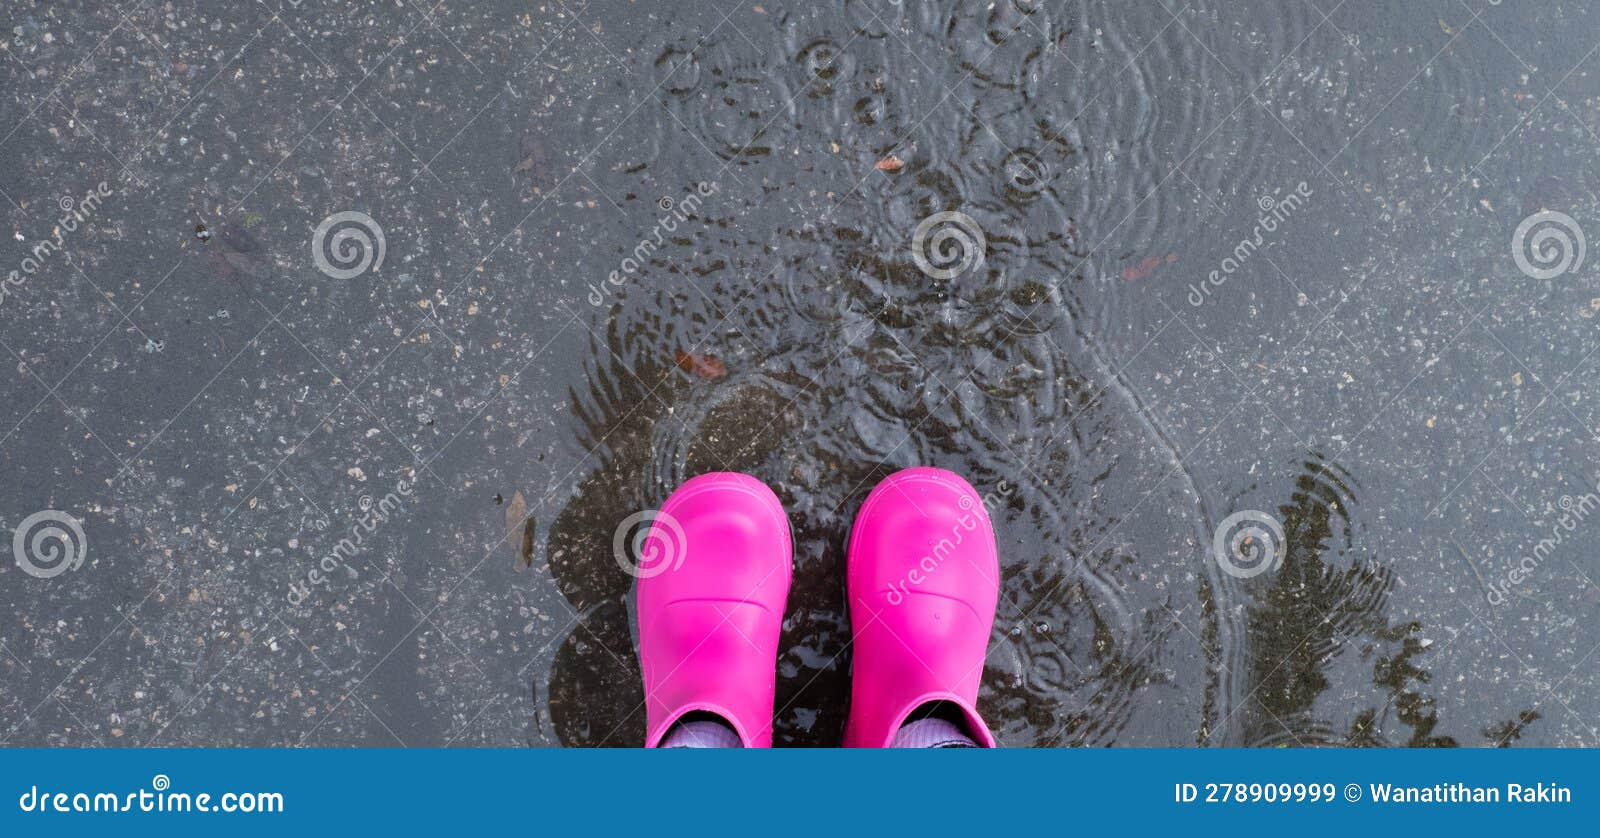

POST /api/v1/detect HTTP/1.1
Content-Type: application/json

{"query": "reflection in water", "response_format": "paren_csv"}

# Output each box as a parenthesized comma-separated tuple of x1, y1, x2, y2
(1242, 455, 1535, 747)
(538, 217, 1226, 745)
(531, 2, 1435, 747)
(547, 599, 643, 747)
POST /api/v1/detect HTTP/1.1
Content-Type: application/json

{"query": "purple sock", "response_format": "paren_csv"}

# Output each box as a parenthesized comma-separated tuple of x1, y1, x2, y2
(891, 717, 979, 748)
(659, 719, 743, 748)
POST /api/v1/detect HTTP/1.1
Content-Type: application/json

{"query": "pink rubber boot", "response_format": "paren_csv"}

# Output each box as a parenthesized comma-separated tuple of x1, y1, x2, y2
(844, 467, 999, 747)
(637, 473, 792, 748)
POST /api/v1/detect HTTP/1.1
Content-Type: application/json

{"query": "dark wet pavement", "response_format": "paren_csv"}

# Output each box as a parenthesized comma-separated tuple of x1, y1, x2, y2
(3, 0, 1599, 747)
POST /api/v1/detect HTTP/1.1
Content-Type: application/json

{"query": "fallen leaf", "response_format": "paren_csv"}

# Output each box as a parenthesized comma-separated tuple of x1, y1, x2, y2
(209, 221, 268, 280)
(504, 490, 527, 538)
(504, 490, 534, 570)
(1121, 253, 1177, 282)
(675, 350, 728, 380)
(874, 154, 905, 172)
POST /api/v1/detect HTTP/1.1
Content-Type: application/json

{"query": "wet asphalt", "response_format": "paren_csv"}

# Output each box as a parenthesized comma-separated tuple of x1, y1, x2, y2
(3, 0, 1600, 747)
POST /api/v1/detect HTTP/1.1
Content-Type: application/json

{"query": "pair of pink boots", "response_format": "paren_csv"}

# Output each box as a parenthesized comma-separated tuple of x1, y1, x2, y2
(638, 467, 998, 748)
